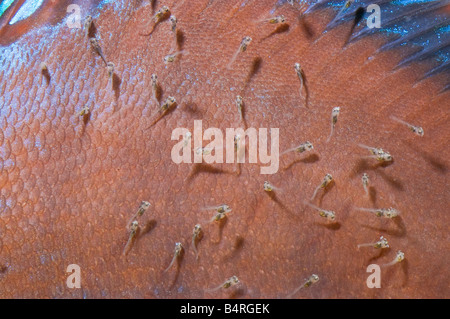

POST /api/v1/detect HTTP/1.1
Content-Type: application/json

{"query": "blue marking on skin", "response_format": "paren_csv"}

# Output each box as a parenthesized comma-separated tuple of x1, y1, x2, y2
(392, 0, 437, 5)
(0, 0, 15, 18)
(241, 0, 250, 8)
(9, 0, 44, 25)
(439, 25, 450, 33)
(35, 136, 43, 150)
(98, 0, 127, 14)
(2, 158, 14, 172)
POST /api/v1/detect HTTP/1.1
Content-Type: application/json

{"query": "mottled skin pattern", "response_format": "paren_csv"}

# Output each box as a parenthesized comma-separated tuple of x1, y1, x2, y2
(0, 0, 449, 298)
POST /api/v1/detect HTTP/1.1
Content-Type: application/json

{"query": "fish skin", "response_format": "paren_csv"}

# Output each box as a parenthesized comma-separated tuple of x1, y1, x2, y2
(0, 0, 449, 298)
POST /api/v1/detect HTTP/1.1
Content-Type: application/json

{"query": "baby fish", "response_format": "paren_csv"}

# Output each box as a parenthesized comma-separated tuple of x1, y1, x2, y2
(287, 274, 320, 298)
(164, 242, 183, 273)
(357, 236, 389, 249)
(206, 275, 240, 293)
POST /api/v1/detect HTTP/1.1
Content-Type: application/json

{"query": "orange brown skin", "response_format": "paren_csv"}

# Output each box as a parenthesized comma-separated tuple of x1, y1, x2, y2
(0, 0, 449, 298)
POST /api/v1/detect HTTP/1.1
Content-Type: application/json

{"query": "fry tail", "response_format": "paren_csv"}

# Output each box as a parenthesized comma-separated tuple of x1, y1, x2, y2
(310, 186, 320, 201)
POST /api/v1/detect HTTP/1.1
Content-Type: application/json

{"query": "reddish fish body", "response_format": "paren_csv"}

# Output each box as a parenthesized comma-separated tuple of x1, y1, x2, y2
(0, 0, 448, 298)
